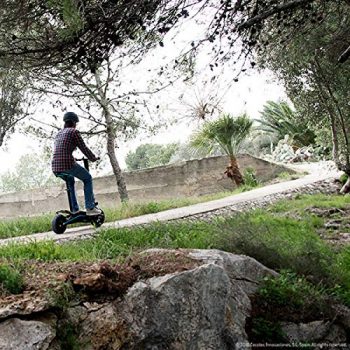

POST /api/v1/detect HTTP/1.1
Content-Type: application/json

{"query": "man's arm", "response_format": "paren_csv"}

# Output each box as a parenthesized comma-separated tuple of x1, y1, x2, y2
(74, 130, 98, 162)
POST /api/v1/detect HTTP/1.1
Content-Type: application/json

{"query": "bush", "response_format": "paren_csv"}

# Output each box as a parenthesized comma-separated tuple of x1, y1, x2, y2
(248, 271, 330, 343)
(0, 263, 24, 294)
(243, 167, 259, 187)
(214, 212, 344, 288)
(258, 271, 327, 310)
(339, 173, 348, 185)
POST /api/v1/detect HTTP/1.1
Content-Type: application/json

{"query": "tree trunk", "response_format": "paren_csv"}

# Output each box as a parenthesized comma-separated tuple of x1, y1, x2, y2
(94, 70, 129, 202)
(224, 156, 245, 187)
(105, 118, 129, 203)
(313, 56, 350, 169)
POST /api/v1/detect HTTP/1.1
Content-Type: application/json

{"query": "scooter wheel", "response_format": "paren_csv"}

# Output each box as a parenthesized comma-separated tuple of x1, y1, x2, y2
(93, 211, 105, 228)
(52, 214, 67, 234)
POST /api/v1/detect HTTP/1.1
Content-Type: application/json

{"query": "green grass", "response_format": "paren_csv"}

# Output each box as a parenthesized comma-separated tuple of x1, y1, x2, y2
(0, 191, 236, 239)
(0, 263, 24, 294)
(1, 193, 350, 305)
(269, 193, 350, 213)
(0, 220, 214, 261)
(0, 214, 54, 239)
(277, 171, 307, 181)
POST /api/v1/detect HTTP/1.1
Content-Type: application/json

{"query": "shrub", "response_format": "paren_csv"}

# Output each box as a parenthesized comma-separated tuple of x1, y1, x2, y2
(258, 271, 327, 310)
(243, 167, 259, 187)
(248, 271, 329, 343)
(249, 318, 286, 343)
(0, 263, 24, 294)
(339, 173, 348, 185)
(214, 213, 343, 288)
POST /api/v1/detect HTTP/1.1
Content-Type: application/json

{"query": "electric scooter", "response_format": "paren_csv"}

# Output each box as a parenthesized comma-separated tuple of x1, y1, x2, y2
(52, 158, 105, 234)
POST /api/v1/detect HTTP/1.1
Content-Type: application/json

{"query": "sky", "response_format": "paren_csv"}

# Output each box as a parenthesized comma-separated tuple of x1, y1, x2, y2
(0, 11, 286, 176)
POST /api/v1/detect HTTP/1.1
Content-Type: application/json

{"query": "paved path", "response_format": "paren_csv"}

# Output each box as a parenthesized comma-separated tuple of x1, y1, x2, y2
(0, 163, 340, 247)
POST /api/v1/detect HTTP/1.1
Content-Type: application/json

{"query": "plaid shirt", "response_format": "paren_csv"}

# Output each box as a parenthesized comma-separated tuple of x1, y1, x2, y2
(52, 127, 97, 172)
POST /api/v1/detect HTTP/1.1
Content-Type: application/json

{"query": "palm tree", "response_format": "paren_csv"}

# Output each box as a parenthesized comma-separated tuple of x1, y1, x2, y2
(259, 101, 316, 148)
(191, 113, 253, 186)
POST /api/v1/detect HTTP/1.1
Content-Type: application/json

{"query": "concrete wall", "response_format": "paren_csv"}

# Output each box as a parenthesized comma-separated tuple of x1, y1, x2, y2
(0, 155, 291, 218)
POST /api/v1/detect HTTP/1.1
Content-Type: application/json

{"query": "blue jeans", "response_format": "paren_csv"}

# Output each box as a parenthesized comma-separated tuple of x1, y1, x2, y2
(55, 163, 95, 212)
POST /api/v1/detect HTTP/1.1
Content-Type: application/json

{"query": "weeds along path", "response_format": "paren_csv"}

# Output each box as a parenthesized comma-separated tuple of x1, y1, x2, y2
(0, 164, 340, 247)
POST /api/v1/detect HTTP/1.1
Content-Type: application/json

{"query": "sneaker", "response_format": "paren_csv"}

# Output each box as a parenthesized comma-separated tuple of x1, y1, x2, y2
(86, 207, 102, 216)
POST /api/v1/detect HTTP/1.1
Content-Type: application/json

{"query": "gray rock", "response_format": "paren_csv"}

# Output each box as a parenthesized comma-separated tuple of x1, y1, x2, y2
(71, 250, 277, 349)
(0, 292, 51, 320)
(281, 320, 347, 344)
(125, 263, 233, 349)
(0, 314, 57, 350)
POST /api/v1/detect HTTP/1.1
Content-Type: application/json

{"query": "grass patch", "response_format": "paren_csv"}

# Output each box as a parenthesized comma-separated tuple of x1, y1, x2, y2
(0, 192, 234, 239)
(277, 171, 307, 181)
(0, 214, 53, 239)
(1, 193, 349, 306)
(216, 212, 335, 281)
(0, 263, 24, 294)
(257, 271, 328, 314)
(0, 220, 214, 262)
(269, 193, 350, 213)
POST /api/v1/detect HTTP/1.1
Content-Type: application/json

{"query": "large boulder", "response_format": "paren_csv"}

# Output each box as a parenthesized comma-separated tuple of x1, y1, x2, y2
(64, 249, 276, 349)
(2, 249, 348, 349)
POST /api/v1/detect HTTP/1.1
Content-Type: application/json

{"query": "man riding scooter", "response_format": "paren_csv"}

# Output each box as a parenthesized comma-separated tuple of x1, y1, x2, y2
(52, 112, 101, 216)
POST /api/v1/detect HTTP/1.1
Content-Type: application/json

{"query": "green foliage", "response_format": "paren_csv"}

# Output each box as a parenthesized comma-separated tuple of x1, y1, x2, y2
(250, 318, 285, 343)
(250, 271, 329, 343)
(0, 68, 28, 148)
(56, 321, 80, 350)
(258, 3, 350, 172)
(0, 153, 59, 193)
(259, 100, 316, 147)
(339, 173, 348, 185)
(243, 167, 258, 188)
(46, 281, 76, 310)
(0, 221, 214, 261)
(270, 193, 350, 213)
(190, 113, 252, 157)
(46, 0, 84, 37)
(258, 271, 326, 309)
(169, 141, 224, 163)
(125, 143, 179, 170)
(216, 213, 338, 285)
(0, 263, 24, 294)
(332, 247, 350, 305)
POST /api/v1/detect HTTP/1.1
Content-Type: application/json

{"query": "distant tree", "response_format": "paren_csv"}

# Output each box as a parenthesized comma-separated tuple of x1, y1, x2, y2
(259, 101, 316, 148)
(191, 113, 252, 186)
(126, 143, 179, 171)
(257, 2, 350, 192)
(0, 153, 59, 193)
(169, 142, 224, 163)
